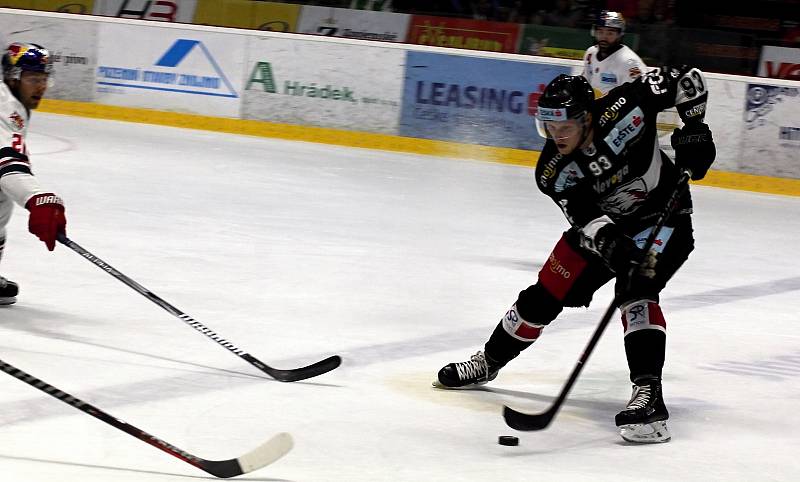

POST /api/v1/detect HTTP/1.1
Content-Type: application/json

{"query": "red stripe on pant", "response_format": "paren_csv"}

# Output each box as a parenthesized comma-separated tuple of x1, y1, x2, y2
(538, 234, 588, 301)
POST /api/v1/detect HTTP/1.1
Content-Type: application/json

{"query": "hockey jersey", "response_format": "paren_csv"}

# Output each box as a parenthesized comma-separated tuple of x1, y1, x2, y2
(582, 44, 647, 97)
(0, 81, 44, 230)
(535, 66, 709, 239)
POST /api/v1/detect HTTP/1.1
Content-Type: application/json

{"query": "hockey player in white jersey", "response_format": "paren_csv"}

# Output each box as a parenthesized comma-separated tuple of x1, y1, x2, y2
(0, 42, 67, 305)
(582, 11, 647, 97)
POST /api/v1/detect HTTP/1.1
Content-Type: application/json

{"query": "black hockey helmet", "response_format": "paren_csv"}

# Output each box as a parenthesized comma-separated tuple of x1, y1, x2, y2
(535, 74, 595, 138)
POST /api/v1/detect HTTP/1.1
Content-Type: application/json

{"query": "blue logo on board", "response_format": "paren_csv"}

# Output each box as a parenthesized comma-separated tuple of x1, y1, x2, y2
(97, 39, 238, 98)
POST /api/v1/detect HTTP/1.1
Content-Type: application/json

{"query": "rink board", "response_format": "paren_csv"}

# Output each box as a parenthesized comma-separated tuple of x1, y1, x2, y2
(0, 8, 799, 193)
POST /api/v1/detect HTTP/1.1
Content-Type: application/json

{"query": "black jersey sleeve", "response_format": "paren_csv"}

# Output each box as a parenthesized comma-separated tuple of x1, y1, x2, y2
(633, 65, 709, 124)
(535, 142, 606, 228)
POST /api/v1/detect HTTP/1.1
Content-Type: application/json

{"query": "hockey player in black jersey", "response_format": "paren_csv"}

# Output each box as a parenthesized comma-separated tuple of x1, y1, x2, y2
(434, 66, 716, 443)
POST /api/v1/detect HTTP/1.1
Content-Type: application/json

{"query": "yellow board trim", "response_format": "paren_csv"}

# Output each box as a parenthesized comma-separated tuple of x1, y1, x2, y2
(38, 99, 800, 196)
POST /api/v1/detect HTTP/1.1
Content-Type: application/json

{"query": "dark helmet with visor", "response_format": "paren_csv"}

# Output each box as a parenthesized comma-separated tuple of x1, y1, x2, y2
(535, 74, 595, 138)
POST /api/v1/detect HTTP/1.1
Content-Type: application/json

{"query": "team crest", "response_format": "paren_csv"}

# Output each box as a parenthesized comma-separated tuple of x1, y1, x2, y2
(554, 161, 585, 193)
(10, 111, 25, 130)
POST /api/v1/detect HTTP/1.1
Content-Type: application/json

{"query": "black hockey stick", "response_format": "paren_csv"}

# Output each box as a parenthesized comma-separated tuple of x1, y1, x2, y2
(503, 170, 692, 431)
(57, 234, 341, 382)
(0, 358, 293, 478)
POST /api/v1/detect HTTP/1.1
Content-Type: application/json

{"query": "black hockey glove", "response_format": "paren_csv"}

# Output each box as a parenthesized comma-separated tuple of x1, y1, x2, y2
(587, 223, 642, 275)
(671, 123, 716, 181)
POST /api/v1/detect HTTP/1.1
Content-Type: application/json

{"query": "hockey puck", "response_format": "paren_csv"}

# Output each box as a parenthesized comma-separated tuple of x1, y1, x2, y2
(498, 436, 519, 446)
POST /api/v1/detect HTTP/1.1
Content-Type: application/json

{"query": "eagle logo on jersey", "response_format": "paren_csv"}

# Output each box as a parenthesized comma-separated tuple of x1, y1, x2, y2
(9, 112, 25, 131)
(599, 178, 648, 215)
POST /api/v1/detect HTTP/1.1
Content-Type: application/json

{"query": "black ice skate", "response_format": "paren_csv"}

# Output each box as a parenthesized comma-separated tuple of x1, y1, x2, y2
(615, 378, 671, 443)
(433, 351, 501, 389)
(0, 276, 18, 305)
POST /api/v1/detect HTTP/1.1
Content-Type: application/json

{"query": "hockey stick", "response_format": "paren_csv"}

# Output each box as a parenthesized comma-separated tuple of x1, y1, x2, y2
(503, 170, 692, 431)
(57, 234, 341, 382)
(0, 358, 293, 478)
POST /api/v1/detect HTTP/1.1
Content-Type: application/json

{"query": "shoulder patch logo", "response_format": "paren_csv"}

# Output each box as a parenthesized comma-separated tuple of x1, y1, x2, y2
(554, 161, 584, 193)
(598, 97, 627, 127)
(10, 111, 24, 131)
(604, 106, 645, 154)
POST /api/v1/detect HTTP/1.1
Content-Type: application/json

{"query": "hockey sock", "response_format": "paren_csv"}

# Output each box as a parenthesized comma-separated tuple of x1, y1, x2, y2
(621, 299, 666, 382)
(484, 304, 544, 367)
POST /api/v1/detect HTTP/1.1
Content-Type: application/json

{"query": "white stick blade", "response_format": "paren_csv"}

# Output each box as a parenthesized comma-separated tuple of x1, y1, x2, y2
(236, 432, 294, 473)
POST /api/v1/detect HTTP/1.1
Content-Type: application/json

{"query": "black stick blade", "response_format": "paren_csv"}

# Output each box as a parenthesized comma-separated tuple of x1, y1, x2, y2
(503, 405, 556, 431)
(253, 355, 343, 382)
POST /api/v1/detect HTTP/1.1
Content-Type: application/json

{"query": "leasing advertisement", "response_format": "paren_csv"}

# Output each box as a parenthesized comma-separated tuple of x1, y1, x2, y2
(95, 23, 245, 117)
(92, 0, 197, 22)
(406, 16, 520, 53)
(296, 6, 410, 42)
(0, 14, 96, 101)
(399, 52, 569, 150)
(741, 82, 800, 177)
(193, 0, 300, 31)
(242, 36, 403, 133)
(758, 46, 800, 80)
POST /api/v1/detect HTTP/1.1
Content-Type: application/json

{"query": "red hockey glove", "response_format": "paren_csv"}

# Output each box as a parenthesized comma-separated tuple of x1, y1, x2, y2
(671, 123, 716, 181)
(25, 193, 66, 251)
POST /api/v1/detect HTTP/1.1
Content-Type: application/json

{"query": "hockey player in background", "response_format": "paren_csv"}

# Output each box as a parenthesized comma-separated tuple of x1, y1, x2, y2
(582, 10, 647, 97)
(0, 42, 67, 305)
(434, 66, 716, 443)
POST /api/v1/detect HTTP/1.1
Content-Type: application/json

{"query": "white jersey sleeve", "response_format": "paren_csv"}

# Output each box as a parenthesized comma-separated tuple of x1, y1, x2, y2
(0, 81, 43, 209)
(616, 45, 647, 85)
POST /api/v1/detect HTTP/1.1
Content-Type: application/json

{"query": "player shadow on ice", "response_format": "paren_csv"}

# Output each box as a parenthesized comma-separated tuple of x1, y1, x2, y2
(478, 385, 622, 421)
(0, 453, 295, 481)
(461, 254, 543, 272)
(0, 305, 341, 388)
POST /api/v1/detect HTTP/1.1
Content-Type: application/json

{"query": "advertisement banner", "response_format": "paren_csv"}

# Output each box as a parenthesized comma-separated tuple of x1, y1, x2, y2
(518, 24, 639, 59)
(95, 23, 245, 117)
(758, 46, 800, 80)
(92, 0, 197, 22)
(741, 83, 800, 178)
(399, 52, 570, 150)
(0, 14, 96, 101)
(193, 0, 300, 31)
(669, 28, 758, 76)
(242, 36, 403, 133)
(407, 16, 520, 53)
(0, 0, 93, 14)
(296, 6, 410, 43)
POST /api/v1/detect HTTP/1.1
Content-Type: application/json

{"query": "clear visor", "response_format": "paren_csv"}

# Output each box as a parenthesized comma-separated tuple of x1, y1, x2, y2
(535, 106, 567, 138)
(535, 112, 586, 141)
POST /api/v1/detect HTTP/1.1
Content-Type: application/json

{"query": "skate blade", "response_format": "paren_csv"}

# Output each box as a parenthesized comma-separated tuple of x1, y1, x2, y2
(619, 420, 671, 443)
(0, 297, 16, 306)
(431, 379, 488, 390)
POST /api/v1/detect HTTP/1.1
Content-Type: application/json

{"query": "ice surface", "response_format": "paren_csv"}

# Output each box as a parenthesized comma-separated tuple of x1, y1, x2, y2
(0, 113, 798, 481)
